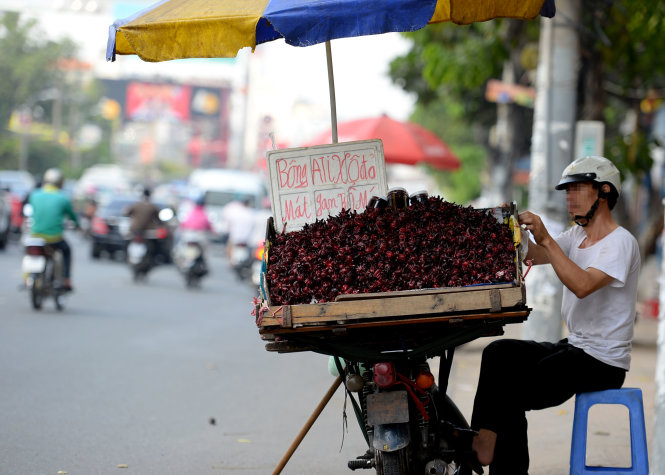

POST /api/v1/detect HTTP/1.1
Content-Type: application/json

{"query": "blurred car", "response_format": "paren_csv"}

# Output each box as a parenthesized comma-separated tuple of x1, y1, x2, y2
(89, 197, 176, 262)
(0, 170, 36, 236)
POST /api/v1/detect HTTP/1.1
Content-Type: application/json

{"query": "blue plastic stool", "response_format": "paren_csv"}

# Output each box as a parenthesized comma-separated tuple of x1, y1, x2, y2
(570, 388, 649, 474)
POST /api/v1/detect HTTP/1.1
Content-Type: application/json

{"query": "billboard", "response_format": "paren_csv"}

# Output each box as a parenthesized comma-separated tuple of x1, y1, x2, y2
(100, 78, 232, 166)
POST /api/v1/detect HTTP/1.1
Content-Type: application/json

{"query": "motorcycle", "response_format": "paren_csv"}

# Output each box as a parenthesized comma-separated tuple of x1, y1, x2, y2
(334, 350, 480, 475)
(127, 233, 153, 282)
(173, 230, 209, 288)
(22, 236, 68, 311)
(127, 208, 174, 282)
(295, 312, 529, 475)
(228, 241, 254, 281)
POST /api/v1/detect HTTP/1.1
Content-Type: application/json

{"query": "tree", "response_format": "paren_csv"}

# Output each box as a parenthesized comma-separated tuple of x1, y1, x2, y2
(390, 19, 541, 204)
(0, 11, 108, 177)
(577, 0, 665, 258)
(0, 12, 76, 131)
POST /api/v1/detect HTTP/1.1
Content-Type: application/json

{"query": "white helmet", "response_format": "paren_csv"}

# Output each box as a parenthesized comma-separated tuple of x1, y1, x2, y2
(43, 168, 64, 188)
(555, 155, 621, 197)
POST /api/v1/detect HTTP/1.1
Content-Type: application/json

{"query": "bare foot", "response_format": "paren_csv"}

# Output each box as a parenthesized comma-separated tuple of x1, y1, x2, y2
(472, 429, 497, 466)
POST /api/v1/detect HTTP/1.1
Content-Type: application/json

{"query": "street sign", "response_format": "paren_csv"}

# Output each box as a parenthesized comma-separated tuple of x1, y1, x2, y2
(575, 121, 605, 158)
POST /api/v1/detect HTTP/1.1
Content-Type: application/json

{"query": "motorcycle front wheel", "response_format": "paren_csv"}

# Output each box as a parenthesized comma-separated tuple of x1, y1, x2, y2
(376, 448, 409, 475)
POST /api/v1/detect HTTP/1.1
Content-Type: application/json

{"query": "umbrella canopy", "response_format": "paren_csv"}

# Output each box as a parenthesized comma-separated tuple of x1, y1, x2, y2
(305, 115, 461, 171)
(107, 0, 554, 62)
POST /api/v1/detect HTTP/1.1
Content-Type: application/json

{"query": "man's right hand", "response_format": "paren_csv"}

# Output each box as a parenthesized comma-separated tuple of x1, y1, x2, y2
(518, 211, 552, 247)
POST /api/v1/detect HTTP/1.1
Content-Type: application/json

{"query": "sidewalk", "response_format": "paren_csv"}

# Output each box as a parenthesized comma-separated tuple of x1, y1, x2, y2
(444, 315, 657, 474)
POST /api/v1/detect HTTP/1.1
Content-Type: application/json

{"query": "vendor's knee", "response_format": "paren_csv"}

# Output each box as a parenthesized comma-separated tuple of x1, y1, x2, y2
(481, 339, 524, 368)
(483, 339, 510, 358)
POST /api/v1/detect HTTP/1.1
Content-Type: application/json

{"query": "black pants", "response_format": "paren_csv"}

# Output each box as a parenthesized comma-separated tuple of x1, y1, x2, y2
(49, 239, 72, 279)
(470, 338, 626, 474)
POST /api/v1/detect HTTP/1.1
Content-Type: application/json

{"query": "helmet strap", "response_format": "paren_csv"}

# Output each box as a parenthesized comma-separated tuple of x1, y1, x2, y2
(573, 194, 602, 227)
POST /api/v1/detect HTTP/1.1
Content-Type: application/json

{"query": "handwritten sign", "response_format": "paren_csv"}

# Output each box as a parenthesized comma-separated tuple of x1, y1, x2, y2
(266, 140, 387, 232)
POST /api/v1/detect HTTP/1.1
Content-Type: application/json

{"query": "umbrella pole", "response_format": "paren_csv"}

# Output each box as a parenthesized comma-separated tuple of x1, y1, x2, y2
(325, 41, 338, 144)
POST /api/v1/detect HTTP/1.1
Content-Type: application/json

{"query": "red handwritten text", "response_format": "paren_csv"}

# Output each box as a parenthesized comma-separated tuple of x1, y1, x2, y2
(277, 158, 309, 190)
(311, 152, 376, 187)
(282, 194, 312, 223)
(349, 186, 374, 210)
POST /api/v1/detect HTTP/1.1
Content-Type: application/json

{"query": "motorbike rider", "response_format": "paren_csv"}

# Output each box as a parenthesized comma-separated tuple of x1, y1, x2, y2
(469, 156, 640, 474)
(125, 187, 161, 236)
(222, 196, 256, 260)
(28, 168, 79, 291)
(175, 195, 212, 273)
(179, 195, 213, 235)
(124, 187, 162, 258)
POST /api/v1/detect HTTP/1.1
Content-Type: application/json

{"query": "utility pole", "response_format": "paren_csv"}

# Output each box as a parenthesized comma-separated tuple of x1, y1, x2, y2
(522, 0, 580, 341)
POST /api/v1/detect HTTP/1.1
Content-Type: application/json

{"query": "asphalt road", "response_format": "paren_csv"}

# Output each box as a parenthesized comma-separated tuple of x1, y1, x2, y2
(0, 233, 366, 475)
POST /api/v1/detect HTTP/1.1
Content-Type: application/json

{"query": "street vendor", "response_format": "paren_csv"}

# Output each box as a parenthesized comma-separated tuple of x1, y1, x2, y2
(468, 155, 640, 474)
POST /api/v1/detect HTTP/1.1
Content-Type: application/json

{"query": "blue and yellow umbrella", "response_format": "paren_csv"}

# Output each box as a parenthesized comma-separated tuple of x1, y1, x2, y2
(107, 0, 554, 62)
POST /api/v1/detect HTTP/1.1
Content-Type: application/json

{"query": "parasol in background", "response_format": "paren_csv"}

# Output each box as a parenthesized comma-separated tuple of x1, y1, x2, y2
(305, 115, 461, 171)
(106, 0, 555, 142)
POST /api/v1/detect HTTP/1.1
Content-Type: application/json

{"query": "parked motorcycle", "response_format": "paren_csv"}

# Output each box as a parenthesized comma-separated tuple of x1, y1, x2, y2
(22, 236, 69, 311)
(334, 350, 479, 475)
(173, 231, 209, 288)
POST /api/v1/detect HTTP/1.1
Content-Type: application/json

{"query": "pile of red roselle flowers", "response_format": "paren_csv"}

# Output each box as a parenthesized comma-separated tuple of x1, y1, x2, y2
(266, 197, 517, 306)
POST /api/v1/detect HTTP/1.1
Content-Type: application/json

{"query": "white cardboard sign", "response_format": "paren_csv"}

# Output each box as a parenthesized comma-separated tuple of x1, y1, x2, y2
(266, 140, 388, 233)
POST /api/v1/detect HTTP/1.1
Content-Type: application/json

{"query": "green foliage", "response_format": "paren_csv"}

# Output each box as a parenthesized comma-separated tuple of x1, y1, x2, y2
(391, 22, 506, 130)
(390, 19, 543, 203)
(577, 0, 665, 182)
(592, 0, 665, 92)
(0, 12, 77, 130)
(157, 160, 191, 181)
(432, 144, 486, 204)
(26, 139, 69, 175)
(0, 132, 19, 169)
(408, 97, 486, 204)
(0, 12, 109, 178)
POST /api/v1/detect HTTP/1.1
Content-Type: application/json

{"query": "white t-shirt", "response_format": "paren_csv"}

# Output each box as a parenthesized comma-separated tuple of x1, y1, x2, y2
(555, 225, 640, 370)
(222, 202, 257, 245)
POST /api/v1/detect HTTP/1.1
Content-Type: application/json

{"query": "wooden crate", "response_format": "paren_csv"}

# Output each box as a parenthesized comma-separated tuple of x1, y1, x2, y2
(254, 204, 529, 357)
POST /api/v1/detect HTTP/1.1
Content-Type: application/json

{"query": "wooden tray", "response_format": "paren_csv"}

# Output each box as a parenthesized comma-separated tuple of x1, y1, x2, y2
(256, 283, 526, 331)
